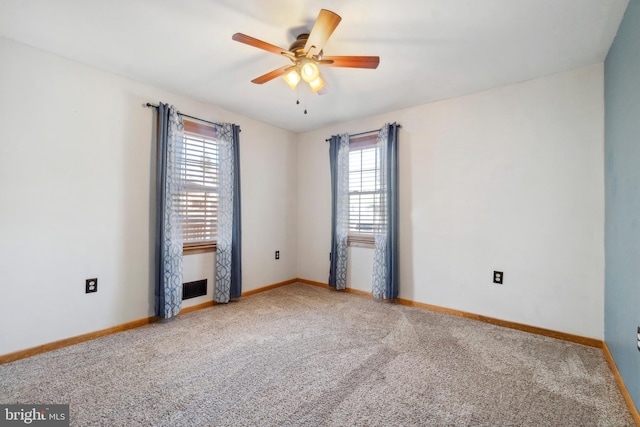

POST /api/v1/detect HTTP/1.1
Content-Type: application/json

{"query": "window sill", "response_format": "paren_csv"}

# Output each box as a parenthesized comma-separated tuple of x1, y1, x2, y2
(348, 234, 375, 249)
(183, 241, 217, 255)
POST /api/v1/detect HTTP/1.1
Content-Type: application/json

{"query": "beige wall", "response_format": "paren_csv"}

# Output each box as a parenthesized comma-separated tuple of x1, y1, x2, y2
(0, 36, 298, 354)
(0, 32, 607, 354)
(297, 65, 605, 339)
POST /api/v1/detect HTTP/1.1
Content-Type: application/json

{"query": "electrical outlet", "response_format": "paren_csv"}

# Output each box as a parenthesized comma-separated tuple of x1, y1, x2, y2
(86, 278, 98, 293)
(637, 326, 639, 352)
(275, 250, 280, 260)
(493, 271, 503, 285)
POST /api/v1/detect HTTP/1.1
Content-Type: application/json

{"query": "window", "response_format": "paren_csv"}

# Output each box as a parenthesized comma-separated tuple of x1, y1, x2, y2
(180, 120, 219, 254)
(348, 134, 385, 247)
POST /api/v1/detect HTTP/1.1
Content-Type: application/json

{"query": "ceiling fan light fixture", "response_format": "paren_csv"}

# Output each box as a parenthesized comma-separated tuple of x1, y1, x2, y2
(308, 76, 325, 93)
(300, 59, 320, 83)
(283, 69, 301, 90)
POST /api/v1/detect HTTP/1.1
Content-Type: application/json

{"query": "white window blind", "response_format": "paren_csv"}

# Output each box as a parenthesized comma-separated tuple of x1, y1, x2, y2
(348, 135, 385, 236)
(180, 120, 219, 244)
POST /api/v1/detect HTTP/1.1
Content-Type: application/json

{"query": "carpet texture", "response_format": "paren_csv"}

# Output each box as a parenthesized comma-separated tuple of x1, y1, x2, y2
(0, 283, 633, 426)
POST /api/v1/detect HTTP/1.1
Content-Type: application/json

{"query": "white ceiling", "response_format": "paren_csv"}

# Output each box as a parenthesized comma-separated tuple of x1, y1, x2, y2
(0, 0, 629, 132)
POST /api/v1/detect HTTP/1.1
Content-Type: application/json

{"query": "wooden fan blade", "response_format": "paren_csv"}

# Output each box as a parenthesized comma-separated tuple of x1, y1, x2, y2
(321, 56, 380, 69)
(304, 9, 342, 57)
(251, 65, 294, 84)
(232, 33, 293, 57)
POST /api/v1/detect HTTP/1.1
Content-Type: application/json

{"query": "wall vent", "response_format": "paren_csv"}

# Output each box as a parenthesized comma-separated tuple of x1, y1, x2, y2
(182, 279, 207, 300)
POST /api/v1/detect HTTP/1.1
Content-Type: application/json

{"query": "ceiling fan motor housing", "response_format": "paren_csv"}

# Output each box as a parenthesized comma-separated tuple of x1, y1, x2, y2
(289, 34, 322, 60)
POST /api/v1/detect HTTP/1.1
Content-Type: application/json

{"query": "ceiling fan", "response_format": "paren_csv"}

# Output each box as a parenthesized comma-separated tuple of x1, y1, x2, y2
(232, 9, 380, 94)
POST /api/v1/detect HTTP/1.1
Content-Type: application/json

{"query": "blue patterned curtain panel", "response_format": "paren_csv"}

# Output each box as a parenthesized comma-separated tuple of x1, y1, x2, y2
(155, 103, 185, 318)
(215, 123, 242, 303)
(328, 134, 349, 290)
(372, 123, 400, 299)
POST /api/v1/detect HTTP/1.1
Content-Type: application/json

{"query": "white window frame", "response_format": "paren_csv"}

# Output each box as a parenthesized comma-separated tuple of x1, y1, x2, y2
(180, 119, 219, 254)
(348, 134, 383, 248)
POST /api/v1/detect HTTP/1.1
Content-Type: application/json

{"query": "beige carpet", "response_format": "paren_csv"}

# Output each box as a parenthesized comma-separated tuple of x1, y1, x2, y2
(0, 283, 633, 426)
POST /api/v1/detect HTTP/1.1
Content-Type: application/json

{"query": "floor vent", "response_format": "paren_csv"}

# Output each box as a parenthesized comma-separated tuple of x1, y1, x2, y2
(182, 279, 207, 300)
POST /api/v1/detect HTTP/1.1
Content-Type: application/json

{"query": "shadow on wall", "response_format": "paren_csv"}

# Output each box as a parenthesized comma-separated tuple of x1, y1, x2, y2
(147, 102, 158, 316)
(398, 127, 414, 300)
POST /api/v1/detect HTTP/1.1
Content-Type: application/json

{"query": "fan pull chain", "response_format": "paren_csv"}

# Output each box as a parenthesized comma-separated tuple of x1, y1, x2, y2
(295, 91, 308, 115)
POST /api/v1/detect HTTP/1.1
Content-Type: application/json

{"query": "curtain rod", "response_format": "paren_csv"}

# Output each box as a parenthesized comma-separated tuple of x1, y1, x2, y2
(324, 124, 401, 142)
(144, 102, 233, 130)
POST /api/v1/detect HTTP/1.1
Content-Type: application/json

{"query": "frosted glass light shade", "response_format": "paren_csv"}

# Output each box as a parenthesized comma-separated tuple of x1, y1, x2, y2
(308, 76, 325, 93)
(300, 60, 320, 83)
(283, 69, 301, 90)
